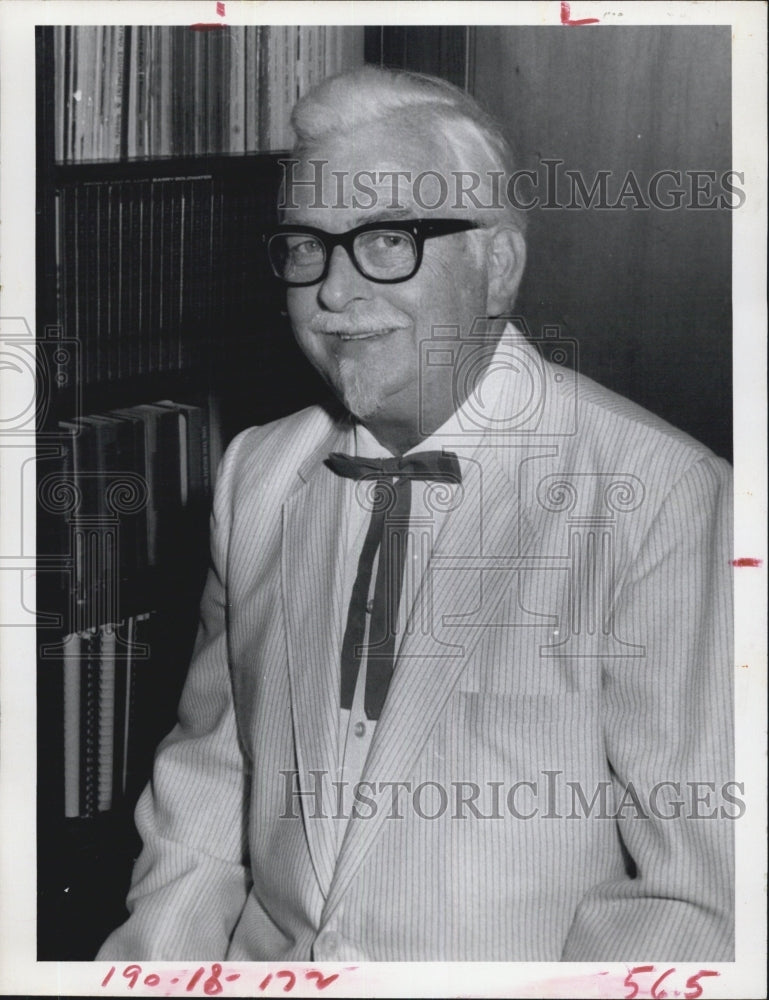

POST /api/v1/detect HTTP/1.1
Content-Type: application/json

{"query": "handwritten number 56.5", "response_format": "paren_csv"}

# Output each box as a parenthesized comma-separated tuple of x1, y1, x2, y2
(624, 966, 719, 999)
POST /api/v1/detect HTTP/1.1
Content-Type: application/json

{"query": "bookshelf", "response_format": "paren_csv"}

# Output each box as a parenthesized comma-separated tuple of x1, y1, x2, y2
(36, 24, 471, 960)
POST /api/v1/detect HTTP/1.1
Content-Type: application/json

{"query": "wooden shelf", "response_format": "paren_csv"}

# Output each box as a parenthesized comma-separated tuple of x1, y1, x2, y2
(48, 149, 291, 183)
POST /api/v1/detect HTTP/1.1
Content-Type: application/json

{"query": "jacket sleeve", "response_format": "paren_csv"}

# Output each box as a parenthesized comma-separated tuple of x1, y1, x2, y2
(97, 431, 254, 960)
(562, 455, 735, 961)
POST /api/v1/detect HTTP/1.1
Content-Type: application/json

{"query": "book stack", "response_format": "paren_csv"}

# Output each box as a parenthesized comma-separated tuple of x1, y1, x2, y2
(53, 25, 365, 162)
(54, 400, 216, 599)
(61, 615, 154, 819)
(44, 399, 218, 819)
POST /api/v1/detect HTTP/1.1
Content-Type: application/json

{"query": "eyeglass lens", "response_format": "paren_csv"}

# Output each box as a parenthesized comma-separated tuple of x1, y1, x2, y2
(270, 229, 418, 282)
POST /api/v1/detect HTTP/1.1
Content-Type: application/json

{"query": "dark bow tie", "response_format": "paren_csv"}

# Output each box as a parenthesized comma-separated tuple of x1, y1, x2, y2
(326, 450, 462, 483)
(326, 448, 461, 720)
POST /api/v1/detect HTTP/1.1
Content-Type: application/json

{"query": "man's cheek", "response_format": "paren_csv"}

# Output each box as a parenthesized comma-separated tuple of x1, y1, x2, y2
(286, 289, 314, 326)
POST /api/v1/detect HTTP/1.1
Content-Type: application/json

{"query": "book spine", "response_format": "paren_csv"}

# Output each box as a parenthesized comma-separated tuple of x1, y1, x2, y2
(114, 616, 133, 798)
(94, 25, 106, 160)
(184, 403, 204, 503)
(169, 27, 180, 156)
(205, 30, 216, 155)
(317, 27, 327, 86)
(193, 29, 204, 156)
(136, 180, 150, 376)
(80, 185, 95, 383)
(150, 181, 163, 374)
(98, 624, 117, 812)
(182, 27, 193, 155)
(158, 27, 172, 157)
(281, 26, 294, 149)
(68, 27, 78, 160)
(129, 182, 142, 376)
(176, 182, 185, 371)
(107, 184, 121, 379)
(245, 26, 259, 152)
(123, 612, 151, 801)
(62, 631, 81, 818)
(94, 183, 108, 381)
(79, 626, 101, 818)
(57, 421, 80, 630)
(118, 26, 130, 159)
(135, 408, 159, 565)
(148, 26, 159, 158)
(54, 26, 66, 162)
(77, 27, 93, 161)
(111, 26, 126, 160)
(117, 183, 131, 379)
(200, 400, 211, 496)
(54, 190, 66, 338)
(126, 26, 138, 157)
(137, 27, 149, 158)
(206, 391, 223, 488)
(229, 25, 246, 154)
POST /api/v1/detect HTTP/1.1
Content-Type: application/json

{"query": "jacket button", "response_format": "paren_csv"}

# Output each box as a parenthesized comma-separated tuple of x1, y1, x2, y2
(353, 721, 366, 738)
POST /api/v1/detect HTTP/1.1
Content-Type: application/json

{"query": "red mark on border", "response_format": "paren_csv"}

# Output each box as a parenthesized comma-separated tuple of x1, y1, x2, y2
(732, 557, 762, 567)
(217, 1, 226, 14)
(561, 1, 600, 24)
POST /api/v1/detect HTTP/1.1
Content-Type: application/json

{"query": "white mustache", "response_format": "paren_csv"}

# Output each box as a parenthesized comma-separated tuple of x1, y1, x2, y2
(309, 307, 410, 336)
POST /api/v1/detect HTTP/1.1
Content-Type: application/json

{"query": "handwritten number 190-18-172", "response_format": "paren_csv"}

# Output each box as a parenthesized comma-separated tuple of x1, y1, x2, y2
(100, 964, 340, 994)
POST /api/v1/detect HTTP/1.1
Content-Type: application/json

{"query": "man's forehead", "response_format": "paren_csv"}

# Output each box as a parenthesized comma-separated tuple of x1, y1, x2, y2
(280, 161, 472, 228)
(282, 165, 426, 216)
(280, 119, 461, 219)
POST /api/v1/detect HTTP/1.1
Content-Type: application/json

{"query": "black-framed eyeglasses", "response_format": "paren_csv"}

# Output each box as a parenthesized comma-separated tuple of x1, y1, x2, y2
(264, 218, 481, 287)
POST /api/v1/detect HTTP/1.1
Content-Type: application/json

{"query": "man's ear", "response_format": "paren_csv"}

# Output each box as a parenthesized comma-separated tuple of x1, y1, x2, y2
(485, 225, 526, 317)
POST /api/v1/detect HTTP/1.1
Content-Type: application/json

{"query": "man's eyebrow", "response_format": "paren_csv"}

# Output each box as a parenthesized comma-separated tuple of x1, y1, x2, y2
(352, 207, 414, 225)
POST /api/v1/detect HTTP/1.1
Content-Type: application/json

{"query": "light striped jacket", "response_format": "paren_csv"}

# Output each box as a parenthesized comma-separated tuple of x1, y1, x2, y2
(99, 329, 734, 962)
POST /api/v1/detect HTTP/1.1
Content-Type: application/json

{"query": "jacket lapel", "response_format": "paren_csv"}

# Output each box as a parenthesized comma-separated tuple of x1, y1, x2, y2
(321, 441, 544, 922)
(281, 424, 352, 899)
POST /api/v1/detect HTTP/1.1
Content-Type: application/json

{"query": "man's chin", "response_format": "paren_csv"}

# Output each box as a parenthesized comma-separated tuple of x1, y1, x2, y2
(335, 359, 385, 420)
(341, 385, 383, 421)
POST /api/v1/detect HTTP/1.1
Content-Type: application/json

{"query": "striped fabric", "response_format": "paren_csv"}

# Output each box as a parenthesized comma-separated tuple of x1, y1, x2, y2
(98, 327, 734, 962)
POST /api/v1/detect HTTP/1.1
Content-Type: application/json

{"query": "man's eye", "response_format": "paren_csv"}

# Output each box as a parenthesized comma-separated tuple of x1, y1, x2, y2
(289, 237, 323, 258)
(359, 231, 414, 257)
(372, 232, 410, 250)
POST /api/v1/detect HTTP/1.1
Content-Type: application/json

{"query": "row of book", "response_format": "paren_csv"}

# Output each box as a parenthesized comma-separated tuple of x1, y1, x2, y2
(53, 25, 365, 162)
(60, 615, 155, 818)
(54, 172, 279, 384)
(55, 176, 216, 383)
(40, 399, 219, 635)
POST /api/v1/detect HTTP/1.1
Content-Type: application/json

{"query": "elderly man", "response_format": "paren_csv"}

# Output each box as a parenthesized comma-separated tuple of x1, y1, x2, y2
(99, 67, 733, 962)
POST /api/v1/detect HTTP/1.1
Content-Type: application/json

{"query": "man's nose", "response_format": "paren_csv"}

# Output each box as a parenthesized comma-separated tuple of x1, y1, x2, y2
(317, 244, 371, 311)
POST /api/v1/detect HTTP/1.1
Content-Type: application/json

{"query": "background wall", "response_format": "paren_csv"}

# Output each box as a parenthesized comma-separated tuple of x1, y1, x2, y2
(472, 26, 732, 459)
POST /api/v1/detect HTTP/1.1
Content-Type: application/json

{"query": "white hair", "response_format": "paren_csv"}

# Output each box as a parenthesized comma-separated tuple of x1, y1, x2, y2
(290, 66, 527, 234)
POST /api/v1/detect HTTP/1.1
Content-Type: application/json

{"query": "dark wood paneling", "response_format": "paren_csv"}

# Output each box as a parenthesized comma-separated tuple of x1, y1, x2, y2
(473, 26, 732, 459)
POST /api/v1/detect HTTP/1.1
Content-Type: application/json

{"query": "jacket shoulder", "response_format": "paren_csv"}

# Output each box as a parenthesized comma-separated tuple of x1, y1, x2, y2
(214, 404, 348, 508)
(562, 365, 730, 480)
